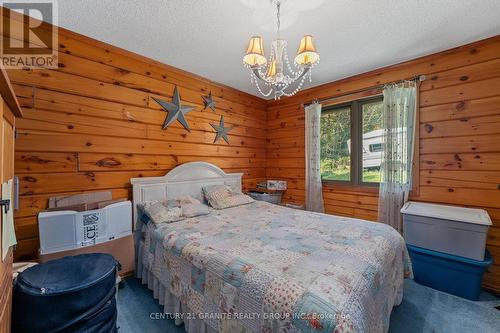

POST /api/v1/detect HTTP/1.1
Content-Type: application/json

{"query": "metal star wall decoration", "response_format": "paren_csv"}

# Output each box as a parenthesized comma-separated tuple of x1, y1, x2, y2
(201, 91, 216, 112)
(211, 115, 233, 144)
(152, 86, 194, 131)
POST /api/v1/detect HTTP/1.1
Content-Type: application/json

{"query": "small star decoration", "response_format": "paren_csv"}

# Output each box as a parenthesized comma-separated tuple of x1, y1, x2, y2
(202, 91, 216, 112)
(152, 86, 194, 131)
(210, 115, 233, 144)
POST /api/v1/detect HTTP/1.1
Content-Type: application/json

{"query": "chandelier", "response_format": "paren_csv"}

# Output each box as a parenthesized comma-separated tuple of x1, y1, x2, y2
(242, 0, 320, 99)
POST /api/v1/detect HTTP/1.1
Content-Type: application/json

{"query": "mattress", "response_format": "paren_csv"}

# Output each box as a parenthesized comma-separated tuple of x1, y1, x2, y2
(138, 201, 412, 333)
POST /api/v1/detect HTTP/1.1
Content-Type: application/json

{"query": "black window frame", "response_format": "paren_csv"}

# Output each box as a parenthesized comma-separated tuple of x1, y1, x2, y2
(320, 95, 384, 187)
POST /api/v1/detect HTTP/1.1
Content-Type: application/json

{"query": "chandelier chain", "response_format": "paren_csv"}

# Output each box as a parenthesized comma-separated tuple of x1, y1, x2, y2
(276, 1, 281, 40)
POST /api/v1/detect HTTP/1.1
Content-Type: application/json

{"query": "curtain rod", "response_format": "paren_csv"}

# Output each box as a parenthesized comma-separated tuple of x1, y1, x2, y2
(303, 74, 426, 107)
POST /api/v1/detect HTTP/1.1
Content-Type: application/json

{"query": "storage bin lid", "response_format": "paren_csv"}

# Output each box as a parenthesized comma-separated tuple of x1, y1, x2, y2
(407, 245, 493, 266)
(401, 201, 492, 226)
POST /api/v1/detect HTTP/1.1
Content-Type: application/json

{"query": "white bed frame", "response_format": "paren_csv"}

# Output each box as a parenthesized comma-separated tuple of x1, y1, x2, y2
(130, 161, 243, 230)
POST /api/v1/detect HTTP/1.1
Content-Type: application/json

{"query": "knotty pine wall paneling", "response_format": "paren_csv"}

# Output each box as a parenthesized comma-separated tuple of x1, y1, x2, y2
(267, 35, 500, 292)
(3, 11, 267, 261)
(4, 8, 500, 292)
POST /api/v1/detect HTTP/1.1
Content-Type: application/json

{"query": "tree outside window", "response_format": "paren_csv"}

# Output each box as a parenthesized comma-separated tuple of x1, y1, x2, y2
(320, 97, 384, 185)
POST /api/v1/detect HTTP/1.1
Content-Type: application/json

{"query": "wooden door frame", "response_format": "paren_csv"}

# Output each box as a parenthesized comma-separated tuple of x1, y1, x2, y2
(0, 63, 22, 333)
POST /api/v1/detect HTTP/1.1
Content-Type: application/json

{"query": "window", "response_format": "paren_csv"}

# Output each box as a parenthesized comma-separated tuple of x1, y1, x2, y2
(319, 106, 351, 181)
(320, 97, 384, 185)
(369, 143, 383, 152)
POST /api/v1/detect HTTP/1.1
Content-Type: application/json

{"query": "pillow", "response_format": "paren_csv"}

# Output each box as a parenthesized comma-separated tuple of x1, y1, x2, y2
(181, 203, 210, 217)
(202, 185, 254, 209)
(137, 200, 183, 224)
(176, 195, 201, 205)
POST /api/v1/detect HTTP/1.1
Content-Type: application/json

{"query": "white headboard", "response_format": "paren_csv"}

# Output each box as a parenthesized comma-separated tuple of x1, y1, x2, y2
(130, 162, 243, 229)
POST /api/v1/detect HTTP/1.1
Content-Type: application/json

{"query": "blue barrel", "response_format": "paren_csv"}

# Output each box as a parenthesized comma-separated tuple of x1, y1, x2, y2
(12, 253, 119, 333)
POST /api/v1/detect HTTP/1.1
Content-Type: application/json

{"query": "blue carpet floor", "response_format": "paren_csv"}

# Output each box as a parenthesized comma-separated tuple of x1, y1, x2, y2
(117, 277, 500, 333)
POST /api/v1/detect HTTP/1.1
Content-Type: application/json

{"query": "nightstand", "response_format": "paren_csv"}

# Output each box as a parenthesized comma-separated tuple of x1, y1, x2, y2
(246, 188, 285, 204)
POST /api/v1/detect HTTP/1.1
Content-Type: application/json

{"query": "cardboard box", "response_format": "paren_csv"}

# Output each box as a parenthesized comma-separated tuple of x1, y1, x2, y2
(97, 198, 127, 209)
(39, 196, 135, 276)
(38, 201, 132, 254)
(267, 180, 287, 190)
(39, 234, 135, 276)
(49, 191, 112, 208)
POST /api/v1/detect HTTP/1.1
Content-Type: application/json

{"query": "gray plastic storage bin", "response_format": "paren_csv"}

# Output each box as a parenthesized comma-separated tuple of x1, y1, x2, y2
(401, 202, 492, 261)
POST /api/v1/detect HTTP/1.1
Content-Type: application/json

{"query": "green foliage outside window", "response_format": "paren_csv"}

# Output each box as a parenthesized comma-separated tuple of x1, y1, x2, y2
(320, 107, 351, 181)
(320, 100, 384, 183)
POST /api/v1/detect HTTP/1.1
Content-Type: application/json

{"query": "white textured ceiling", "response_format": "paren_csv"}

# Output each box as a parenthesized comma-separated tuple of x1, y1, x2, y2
(56, 0, 500, 98)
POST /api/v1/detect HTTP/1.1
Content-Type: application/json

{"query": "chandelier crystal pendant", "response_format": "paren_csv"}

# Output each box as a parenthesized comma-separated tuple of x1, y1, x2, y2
(242, 0, 320, 99)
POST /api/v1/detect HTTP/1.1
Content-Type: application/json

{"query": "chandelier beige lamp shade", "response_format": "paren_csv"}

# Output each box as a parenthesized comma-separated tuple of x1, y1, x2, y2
(241, 1, 320, 99)
(243, 36, 267, 68)
(265, 59, 277, 78)
(295, 35, 320, 66)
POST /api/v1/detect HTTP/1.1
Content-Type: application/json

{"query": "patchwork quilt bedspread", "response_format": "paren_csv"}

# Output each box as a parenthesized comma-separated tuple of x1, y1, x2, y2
(141, 201, 412, 333)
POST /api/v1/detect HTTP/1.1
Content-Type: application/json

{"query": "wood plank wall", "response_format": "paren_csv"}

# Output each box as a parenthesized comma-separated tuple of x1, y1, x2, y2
(2, 12, 267, 261)
(3, 7, 500, 292)
(267, 35, 500, 292)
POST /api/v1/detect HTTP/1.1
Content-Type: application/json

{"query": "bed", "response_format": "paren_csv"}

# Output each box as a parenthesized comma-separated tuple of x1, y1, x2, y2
(131, 162, 412, 333)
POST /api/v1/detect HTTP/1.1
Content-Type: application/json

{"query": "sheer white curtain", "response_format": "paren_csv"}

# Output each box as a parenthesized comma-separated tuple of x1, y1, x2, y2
(378, 82, 417, 233)
(305, 103, 325, 213)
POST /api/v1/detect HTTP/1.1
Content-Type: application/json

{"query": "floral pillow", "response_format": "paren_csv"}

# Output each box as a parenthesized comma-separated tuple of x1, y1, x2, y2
(137, 200, 183, 224)
(182, 203, 210, 217)
(202, 185, 254, 210)
(138, 195, 211, 223)
(176, 194, 210, 217)
(176, 195, 201, 205)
